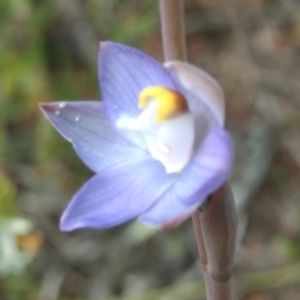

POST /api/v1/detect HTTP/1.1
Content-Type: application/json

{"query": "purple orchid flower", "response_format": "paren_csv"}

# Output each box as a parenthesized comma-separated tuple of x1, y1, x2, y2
(40, 42, 233, 231)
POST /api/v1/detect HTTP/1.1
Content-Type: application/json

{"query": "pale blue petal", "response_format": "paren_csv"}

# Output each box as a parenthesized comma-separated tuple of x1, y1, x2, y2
(164, 61, 224, 126)
(99, 42, 176, 147)
(175, 126, 234, 205)
(60, 159, 174, 231)
(139, 189, 199, 228)
(165, 63, 222, 148)
(39, 101, 148, 173)
(139, 127, 233, 227)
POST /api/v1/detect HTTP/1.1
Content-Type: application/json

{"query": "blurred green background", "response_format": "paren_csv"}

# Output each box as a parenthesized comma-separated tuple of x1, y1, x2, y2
(1, 0, 300, 299)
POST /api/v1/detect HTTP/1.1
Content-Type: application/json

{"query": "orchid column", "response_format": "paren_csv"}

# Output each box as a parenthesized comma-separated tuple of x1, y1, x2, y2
(159, 1, 238, 299)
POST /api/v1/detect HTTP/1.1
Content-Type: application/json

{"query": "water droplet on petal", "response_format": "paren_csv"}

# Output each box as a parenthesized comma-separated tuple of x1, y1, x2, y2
(55, 110, 60, 116)
(59, 102, 66, 108)
(75, 116, 80, 122)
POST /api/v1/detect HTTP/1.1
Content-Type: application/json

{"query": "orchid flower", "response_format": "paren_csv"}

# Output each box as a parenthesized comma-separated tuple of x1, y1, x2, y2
(40, 42, 233, 231)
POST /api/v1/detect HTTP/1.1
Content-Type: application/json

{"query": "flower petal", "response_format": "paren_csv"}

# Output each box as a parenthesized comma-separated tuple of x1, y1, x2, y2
(60, 159, 174, 231)
(176, 126, 234, 205)
(39, 101, 148, 173)
(139, 126, 233, 227)
(165, 61, 225, 126)
(139, 189, 199, 228)
(99, 42, 176, 146)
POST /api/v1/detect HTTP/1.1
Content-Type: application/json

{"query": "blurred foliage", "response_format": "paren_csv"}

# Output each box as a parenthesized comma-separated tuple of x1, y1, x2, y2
(2, 271, 35, 300)
(0, 0, 157, 298)
(1, 0, 300, 299)
(0, 172, 17, 217)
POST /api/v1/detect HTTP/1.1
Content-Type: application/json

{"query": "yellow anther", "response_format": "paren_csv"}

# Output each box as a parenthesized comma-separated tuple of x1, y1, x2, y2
(138, 86, 188, 123)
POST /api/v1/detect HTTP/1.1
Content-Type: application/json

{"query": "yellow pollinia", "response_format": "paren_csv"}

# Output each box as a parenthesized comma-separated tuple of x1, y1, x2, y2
(138, 86, 188, 123)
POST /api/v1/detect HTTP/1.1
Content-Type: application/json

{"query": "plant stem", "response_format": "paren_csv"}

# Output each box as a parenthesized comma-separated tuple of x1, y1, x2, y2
(159, 0, 187, 61)
(205, 276, 232, 300)
(158, 1, 236, 300)
(202, 185, 237, 300)
(192, 212, 208, 267)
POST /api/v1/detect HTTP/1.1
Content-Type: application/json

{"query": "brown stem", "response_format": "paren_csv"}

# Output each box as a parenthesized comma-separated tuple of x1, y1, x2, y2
(192, 212, 208, 267)
(158, 1, 236, 300)
(204, 276, 232, 300)
(200, 185, 237, 300)
(159, 0, 187, 61)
